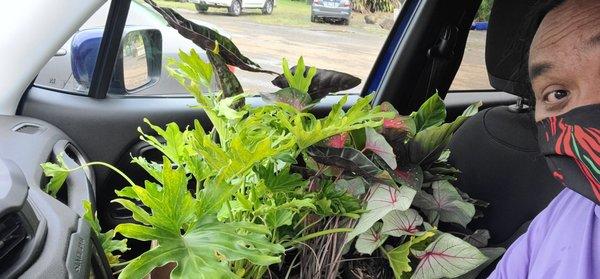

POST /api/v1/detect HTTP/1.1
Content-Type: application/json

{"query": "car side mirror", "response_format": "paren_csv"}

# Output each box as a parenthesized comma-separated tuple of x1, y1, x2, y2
(71, 28, 162, 94)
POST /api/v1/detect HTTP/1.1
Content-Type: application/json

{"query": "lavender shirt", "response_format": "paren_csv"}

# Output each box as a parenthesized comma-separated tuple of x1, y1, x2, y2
(489, 188, 600, 279)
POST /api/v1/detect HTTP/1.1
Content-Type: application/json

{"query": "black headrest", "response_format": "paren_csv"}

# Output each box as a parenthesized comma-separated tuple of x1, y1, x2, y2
(486, 0, 540, 99)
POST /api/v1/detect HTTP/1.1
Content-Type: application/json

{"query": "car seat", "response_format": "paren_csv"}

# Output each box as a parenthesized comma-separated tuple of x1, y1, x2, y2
(448, 0, 562, 247)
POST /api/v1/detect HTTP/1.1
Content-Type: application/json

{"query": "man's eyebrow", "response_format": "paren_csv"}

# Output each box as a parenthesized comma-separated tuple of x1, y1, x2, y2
(585, 32, 600, 49)
(529, 62, 553, 81)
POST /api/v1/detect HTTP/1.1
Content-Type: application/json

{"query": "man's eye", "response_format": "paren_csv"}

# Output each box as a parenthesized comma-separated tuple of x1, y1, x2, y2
(544, 90, 570, 103)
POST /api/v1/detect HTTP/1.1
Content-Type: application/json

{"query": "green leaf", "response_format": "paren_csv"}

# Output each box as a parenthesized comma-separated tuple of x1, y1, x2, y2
(387, 231, 436, 279)
(83, 201, 129, 265)
(355, 222, 388, 255)
(412, 93, 446, 132)
(265, 208, 295, 229)
(410, 233, 487, 279)
(413, 181, 475, 227)
(281, 57, 317, 94)
(461, 101, 483, 117)
(333, 177, 367, 197)
(278, 94, 392, 149)
(364, 127, 397, 169)
(41, 154, 69, 197)
(347, 184, 417, 242)
(138, 119, 187, 165)
(454, 247, 506, 279)
(381, 209, 424, 237)
(117, 217, 283, 279)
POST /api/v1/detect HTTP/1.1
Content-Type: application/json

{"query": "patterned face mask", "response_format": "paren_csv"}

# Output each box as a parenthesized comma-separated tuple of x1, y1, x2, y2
(537, 104, 600, 205)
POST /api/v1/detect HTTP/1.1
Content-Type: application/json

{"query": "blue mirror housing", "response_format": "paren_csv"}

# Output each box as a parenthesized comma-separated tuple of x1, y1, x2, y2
(71, 28, 104, 89)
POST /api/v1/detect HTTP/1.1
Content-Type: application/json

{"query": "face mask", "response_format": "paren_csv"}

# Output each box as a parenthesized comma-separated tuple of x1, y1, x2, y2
(537, 104, 600, 205)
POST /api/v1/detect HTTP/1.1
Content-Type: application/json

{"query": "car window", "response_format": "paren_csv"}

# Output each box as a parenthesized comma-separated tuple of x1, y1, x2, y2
(449, 0, 494, 92)
(35, 0, 406, 96)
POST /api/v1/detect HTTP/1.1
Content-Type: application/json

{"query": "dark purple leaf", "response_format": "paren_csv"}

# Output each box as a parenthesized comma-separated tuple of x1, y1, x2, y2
(271, 67, 361, 102)
(144, 0, 276, 74)
(306, 146, 381, 178)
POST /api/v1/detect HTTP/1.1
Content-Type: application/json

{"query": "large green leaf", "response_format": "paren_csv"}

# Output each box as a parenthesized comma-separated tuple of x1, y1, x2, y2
(144, 0, 274, 74)
(347, 184, 417, 242)
(411, 94, 446, 132)
(364, 127, 397, 169)
(387, 231, 436, 279)
(117, 217, 283, 279)
(412, 181, 475, 227)
(410, 233, 487, 279)
(355, 222, 388, 255)
(381, 209, 423, 237)
(114, 157, 283, 278)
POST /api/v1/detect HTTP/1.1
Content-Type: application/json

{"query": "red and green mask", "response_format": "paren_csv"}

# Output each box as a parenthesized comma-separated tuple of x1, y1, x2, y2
(537, 104, 600, 205)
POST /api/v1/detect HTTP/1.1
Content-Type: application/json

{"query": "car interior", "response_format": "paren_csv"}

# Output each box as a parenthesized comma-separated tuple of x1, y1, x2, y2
(0, 0, 564, 278)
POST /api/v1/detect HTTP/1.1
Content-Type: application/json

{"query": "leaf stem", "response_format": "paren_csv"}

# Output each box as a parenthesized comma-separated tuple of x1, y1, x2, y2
(284, 228, 353, 248)
(66, 162, 136, 187)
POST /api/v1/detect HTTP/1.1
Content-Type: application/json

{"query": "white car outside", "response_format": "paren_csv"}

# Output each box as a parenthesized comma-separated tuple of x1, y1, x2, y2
(188, 0, 275, 16)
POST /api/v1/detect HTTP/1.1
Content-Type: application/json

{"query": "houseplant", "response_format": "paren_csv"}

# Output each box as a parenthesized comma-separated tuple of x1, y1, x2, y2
(41, 3, 504, 278)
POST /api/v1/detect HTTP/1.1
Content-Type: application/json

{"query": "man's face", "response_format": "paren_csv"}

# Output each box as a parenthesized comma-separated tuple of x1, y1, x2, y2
(529, 0, 600, 121)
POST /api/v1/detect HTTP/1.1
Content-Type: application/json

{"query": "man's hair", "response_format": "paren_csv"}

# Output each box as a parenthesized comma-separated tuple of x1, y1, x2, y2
(501, 0, 566, 102)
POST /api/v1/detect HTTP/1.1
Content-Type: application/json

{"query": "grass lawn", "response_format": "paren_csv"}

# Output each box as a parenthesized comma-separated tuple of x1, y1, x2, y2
(154, 0, 197, 10)
(246, 0, 312, 28)
(153, 0, 389, 35)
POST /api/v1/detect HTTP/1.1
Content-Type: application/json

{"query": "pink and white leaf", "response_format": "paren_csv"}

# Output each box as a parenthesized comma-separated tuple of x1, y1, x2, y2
(410, 233, 487, 279)
(381, 209, 423, 237)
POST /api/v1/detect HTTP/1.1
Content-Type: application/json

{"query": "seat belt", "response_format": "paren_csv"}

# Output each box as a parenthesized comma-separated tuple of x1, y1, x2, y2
(425, 25, 458, 96)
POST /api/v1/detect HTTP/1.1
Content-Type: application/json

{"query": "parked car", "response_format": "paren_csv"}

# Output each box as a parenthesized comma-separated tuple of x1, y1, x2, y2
(311, 0, 351, 25)
(35, 0, 230, 96)
(188, 0, 274, 16)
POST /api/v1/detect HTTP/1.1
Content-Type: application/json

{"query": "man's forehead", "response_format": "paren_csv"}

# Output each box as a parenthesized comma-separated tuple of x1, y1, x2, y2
(530, 0, 600, 56)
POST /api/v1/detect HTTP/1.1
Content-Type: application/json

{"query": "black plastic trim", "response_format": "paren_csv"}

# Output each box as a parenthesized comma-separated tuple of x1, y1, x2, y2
(88, 0, 132, 99)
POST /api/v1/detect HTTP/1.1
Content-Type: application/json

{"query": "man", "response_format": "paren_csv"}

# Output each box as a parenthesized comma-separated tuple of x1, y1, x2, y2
(489, 0, 600, 278)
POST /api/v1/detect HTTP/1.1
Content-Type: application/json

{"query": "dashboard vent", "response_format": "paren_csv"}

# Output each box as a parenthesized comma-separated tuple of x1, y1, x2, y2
(0, 213, 29, 264)
(12, 123, 42, 135)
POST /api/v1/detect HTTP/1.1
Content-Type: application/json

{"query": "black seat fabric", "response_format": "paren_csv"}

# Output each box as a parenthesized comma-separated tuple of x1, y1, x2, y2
(448, 106, 562, 245)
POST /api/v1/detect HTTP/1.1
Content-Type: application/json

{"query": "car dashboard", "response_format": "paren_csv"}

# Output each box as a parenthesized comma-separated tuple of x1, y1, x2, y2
(0, 115, 110, 279)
